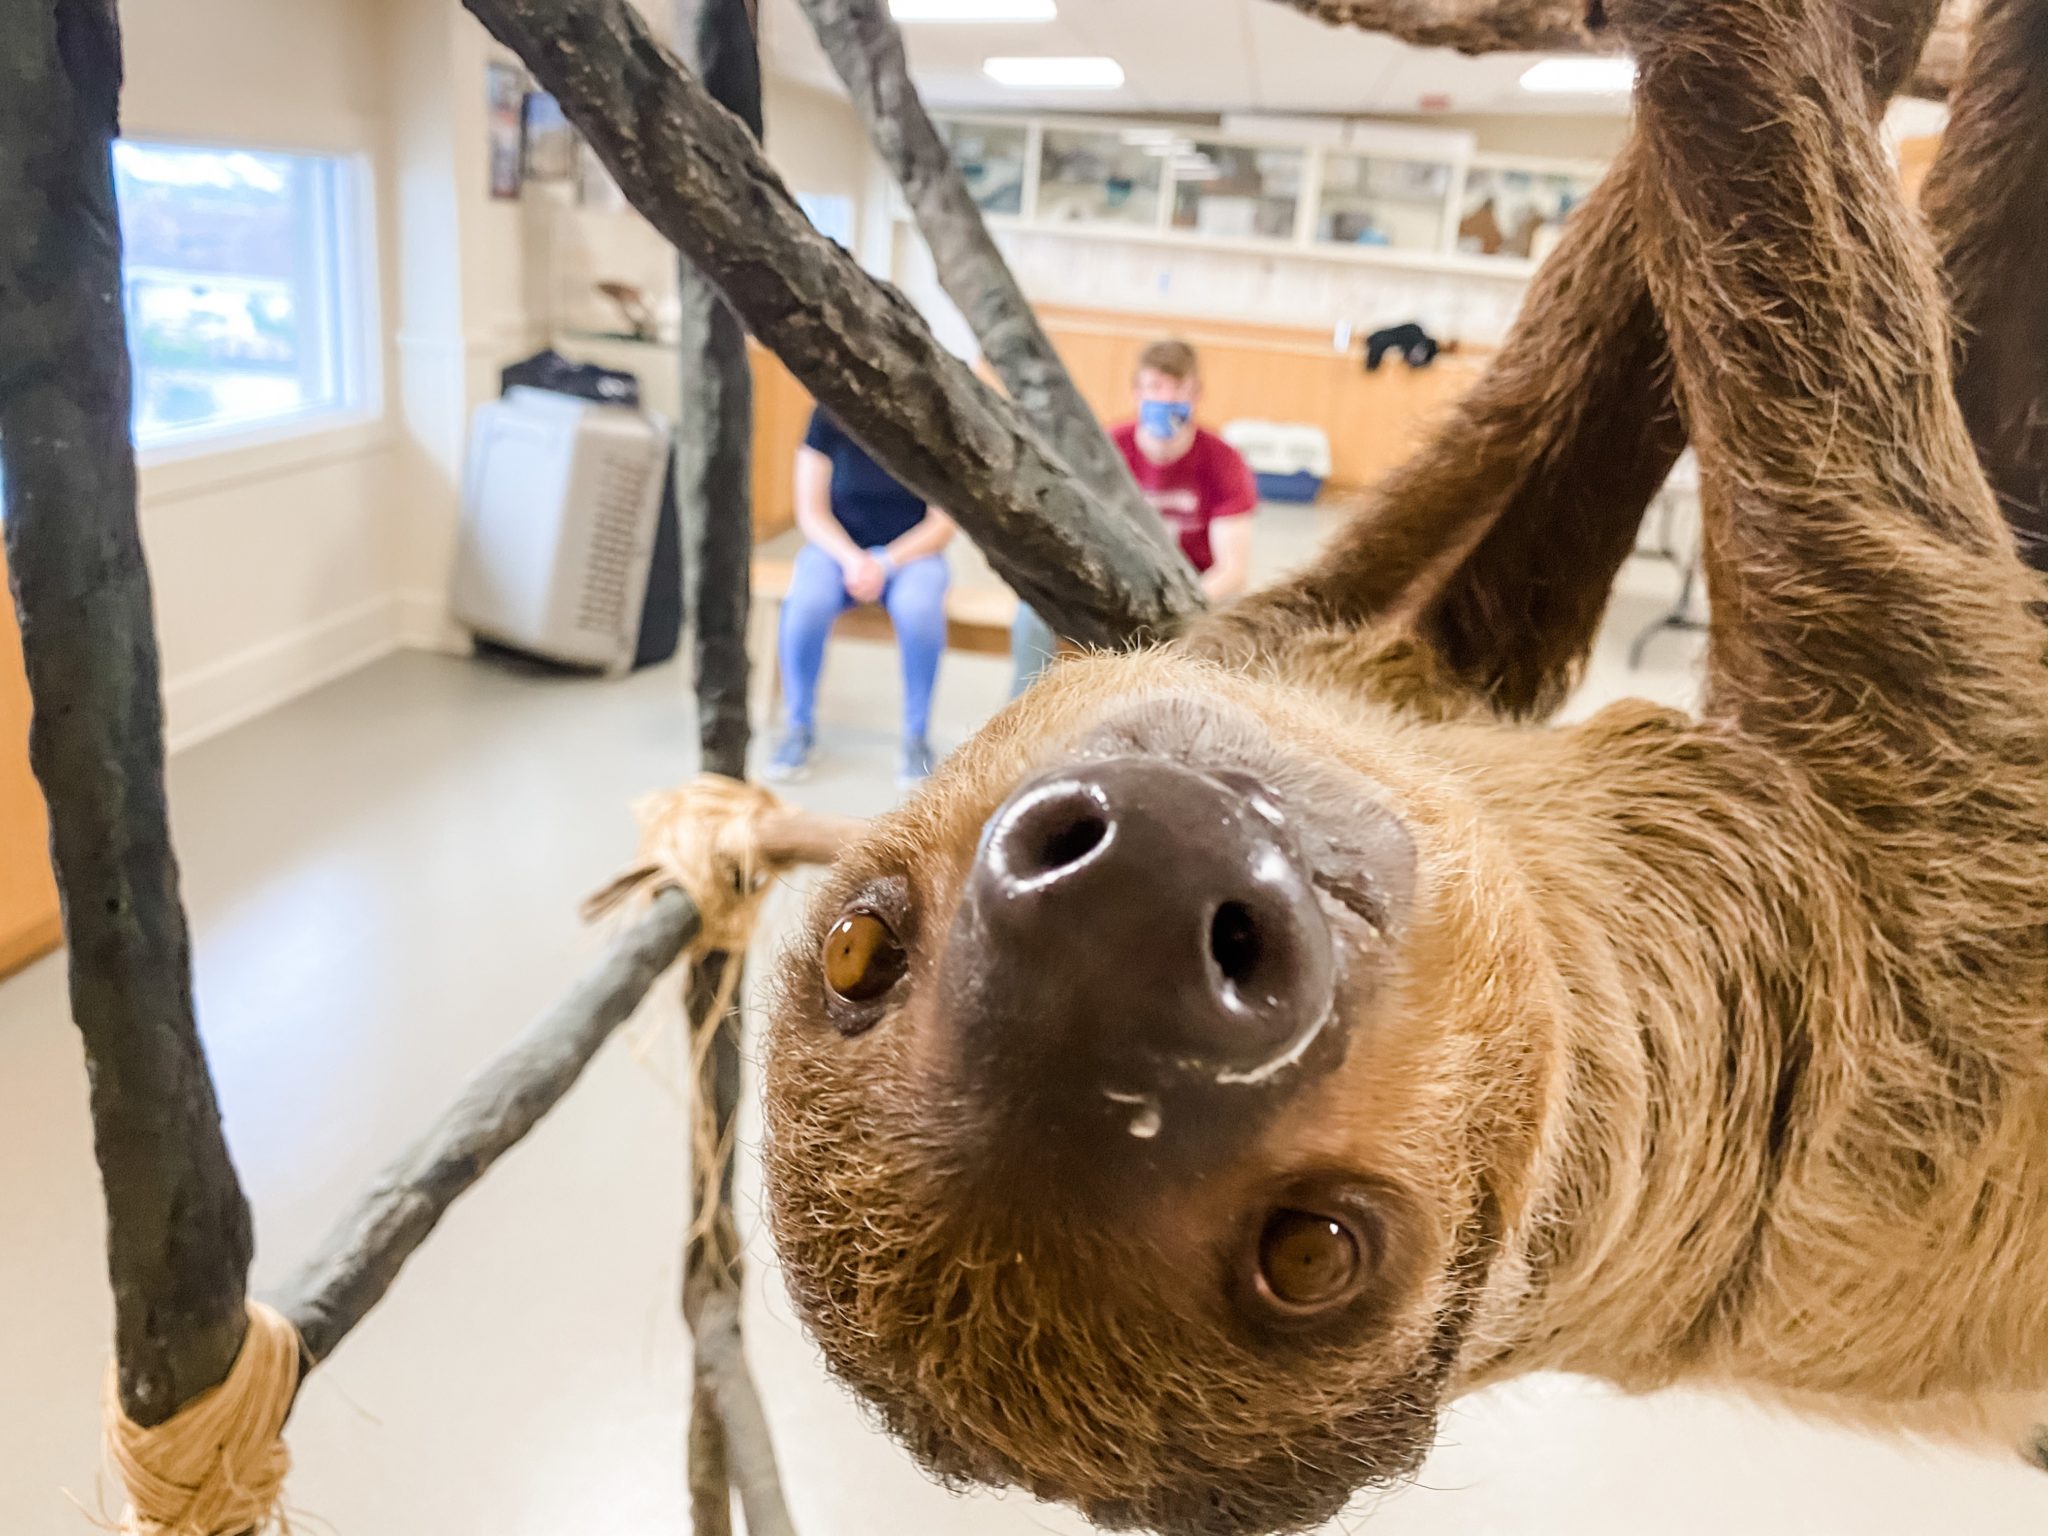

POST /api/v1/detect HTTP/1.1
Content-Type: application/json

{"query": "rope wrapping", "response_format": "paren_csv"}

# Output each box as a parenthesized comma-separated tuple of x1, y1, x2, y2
(102, 1301, 299, 1536)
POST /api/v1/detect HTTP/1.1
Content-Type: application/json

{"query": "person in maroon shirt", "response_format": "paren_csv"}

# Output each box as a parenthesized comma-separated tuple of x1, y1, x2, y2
(1010, 338, 1259, 694)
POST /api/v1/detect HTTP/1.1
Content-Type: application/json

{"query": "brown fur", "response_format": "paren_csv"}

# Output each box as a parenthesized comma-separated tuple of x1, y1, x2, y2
(763, 3, 2048, 1532)
(1921, 0, 2048, 570)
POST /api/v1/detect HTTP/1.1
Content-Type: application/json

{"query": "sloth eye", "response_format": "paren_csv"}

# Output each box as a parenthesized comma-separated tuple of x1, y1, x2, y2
(822, 911, 908, 1007)
(1256, 1209, 1363, 1310)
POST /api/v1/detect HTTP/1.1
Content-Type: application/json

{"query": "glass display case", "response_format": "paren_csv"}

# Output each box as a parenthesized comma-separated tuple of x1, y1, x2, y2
(1034, 126, 1163, 227)
(938, 118, 1030, 218)
(1454, 162, 1599, 262)
(1313, 151, 1453, 253)
(1169, 141, 1304, 241)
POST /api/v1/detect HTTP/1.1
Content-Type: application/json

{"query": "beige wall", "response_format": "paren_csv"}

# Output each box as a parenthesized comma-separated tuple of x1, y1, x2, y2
(1415, 112, 1628, 162)
(121, 0, 403, 751)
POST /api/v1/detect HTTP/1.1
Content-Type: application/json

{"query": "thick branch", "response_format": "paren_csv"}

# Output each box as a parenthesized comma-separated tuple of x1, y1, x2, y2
(274, 890, 701, 1361)
(460, 0, 1202, 649)
(1271, 0, 1970, 96)
(794, 0, 1177, 577)
(0, 0, 254, 1427)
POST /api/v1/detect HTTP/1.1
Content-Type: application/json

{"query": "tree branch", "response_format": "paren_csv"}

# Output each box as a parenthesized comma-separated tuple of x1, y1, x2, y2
(0, 0, 254, 1428)
(793, 0, 1179, 578)
(694, 1289, 799, 1536)
(274, 889, 702, 1362)
(273, 804, 861, 1367)
(458, 0, 1203, 649)
(1269, 0, 1970, 97)
(670, 2, 768, 1529)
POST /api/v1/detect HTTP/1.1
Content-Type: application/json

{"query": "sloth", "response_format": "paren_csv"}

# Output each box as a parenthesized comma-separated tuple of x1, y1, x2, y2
(761, 1, 2048, 1532)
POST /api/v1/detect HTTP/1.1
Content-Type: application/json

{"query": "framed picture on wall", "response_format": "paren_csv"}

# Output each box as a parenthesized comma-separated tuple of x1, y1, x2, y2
(576, 140, 626, 213)
(486, 61, 526, 200)
(523, 92, 578, 183)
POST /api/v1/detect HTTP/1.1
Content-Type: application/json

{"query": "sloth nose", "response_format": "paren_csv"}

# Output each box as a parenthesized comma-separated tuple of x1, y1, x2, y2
(947, 757, 1338, 1126)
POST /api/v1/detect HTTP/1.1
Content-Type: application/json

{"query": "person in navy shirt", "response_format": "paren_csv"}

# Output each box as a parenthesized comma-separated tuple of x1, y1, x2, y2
(768, 408, 956, 788)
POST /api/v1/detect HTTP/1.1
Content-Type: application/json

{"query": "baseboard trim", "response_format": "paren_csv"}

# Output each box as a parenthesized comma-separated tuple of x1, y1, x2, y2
(0, 913, 63, 982)
(398, 589, 473, 656)
(165, 595, 402, 756)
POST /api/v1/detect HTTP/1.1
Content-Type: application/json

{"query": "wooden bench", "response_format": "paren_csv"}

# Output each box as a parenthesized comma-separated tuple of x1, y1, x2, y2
(750, 555, 1025, 716)
(750, 555, 1020, 655)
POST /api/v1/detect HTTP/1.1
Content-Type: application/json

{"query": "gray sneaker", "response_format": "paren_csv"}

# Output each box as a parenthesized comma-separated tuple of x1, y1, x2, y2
(765, 726, 815, 783)
(895, 736, 936, 790)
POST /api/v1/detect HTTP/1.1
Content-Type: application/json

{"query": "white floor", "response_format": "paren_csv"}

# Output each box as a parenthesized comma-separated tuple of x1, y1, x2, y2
(5, 511, 2045, 1534)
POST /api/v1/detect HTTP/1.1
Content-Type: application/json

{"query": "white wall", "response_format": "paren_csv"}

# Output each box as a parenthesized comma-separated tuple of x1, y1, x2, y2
(117, 0, 403, 751)
(543, 74, 886, 339)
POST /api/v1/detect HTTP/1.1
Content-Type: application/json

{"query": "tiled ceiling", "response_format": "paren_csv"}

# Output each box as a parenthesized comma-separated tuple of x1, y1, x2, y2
(758, 0, 1626, 117)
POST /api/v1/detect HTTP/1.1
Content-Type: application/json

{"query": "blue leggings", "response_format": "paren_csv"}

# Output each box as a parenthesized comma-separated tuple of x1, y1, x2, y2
(779, 542, 949, 740)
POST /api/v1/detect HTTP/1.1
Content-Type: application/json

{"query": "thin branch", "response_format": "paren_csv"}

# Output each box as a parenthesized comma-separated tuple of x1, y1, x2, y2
(1269, 0, 1969, 97)
(458, 0, 1203, 650)
(274, 890, 702, 1361)
(794, 0, 1179, 577)
(694, 1289, 800, 1536)
(670, 0, 770, 1526)
(0, 0, 253, 1428)
(273, 799, 864, 1367)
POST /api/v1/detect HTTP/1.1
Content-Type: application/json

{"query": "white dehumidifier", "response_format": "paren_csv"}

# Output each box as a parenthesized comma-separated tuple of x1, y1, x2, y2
(451, 386, 671, 673)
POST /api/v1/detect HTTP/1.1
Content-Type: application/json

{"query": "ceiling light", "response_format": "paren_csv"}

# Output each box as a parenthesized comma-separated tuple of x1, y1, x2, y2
(983, 55, 1125, 89)
(892, 0, 1056, 20)
(1519, 57, 1636, 94)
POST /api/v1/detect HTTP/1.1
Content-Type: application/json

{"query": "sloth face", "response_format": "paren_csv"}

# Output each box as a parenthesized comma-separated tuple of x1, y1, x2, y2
(766, 652, 1538, 1535)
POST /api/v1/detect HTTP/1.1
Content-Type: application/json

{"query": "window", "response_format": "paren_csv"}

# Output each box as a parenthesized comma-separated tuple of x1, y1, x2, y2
(937, 119, 1029, 217)
(1035, 127, 1162, 228)
(1170, 142, 1305, 242)
(113, 142, 371, 451)
(1313, 152, 1453, 253)
(1455, 161, 1599, 262)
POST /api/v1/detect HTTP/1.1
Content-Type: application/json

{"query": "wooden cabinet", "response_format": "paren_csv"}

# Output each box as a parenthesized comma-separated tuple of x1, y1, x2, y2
(747, 340, 811, 544)
(1035, 304, 1484, 494)
(1, 541, 61, 979)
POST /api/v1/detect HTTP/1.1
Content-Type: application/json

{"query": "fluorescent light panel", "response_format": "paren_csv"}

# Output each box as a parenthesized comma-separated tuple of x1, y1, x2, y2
(891, 0, 1056, 20)
(1519, 57, 1636, 94)
(983, 55, 1125, 88)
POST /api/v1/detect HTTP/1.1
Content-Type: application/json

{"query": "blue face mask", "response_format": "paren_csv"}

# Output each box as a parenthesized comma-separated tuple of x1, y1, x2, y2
(1139, 399, 1193, 439)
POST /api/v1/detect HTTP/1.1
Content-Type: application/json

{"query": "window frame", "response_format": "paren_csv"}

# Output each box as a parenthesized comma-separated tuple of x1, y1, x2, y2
(115, 135, 384, 470)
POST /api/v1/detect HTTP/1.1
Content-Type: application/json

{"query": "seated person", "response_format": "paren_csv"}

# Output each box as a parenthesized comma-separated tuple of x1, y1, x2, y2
(768, 407, 956, 788)
(1011, 338, 1258, 694)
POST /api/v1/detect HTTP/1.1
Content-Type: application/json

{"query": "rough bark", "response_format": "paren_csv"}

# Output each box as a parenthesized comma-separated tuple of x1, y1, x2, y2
(676, 0, 764, 777)
(274, 889, 702, 1362)
(1271, 0, 1970, 97)
(1919, 0, 2048, 572)
(458, 0, 1204, 650)
(1191, 0, 1940, 717)
(0, 0, 255, 1428)
(670, 0, 772, 1527)
(793, 0, 1176, 574)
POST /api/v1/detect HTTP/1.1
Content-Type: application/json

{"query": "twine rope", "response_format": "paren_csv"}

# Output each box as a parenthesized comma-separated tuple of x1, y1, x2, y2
(101, 1301, 300, 1536)
(581, 774, 797, 1256)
